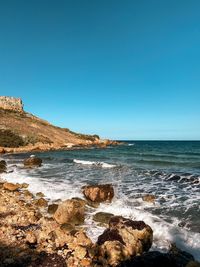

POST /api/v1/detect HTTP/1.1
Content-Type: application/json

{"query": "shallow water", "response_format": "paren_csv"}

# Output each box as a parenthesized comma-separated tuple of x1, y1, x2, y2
(2, 141, 200, 260)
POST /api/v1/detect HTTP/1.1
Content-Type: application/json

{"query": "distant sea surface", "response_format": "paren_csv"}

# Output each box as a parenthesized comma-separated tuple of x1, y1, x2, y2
(2, 141, 200, 260)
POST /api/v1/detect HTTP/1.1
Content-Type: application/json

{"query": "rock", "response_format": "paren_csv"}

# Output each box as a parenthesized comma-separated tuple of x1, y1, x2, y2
(82, 184, 114, 203)
(26, 231, 37, 244)
(0, 160, 7, 173)
(20, 183, 29, 188)
(97, 216, 153, 266)
(36, 192, 45, 198)
(3, 182, 20, 191)
(169, 243, 194, 267)
(34, 198, 48, 207)
(54, 199, 85, 225)
(186, 261, 200, 267)
(28, 252, 67, 267)
(142, 194, 156, 203)
(24, 156, 42, 167)
(0, 147, 5, 154)
(48, 203, 58, 215)
(118, 251, 177, 267)
(93, 212, 114, 225)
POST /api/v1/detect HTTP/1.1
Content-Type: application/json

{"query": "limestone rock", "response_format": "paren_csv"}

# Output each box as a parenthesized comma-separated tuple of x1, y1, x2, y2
(34, 197, 48, 207)
(142, 194, 156, 203)
(48, 203, 58, 215)
(93, 212, 114, 225)
(54, 199, 85, 225)
(82, 184, 114, 203)
(24, 156, 42, 167)
(97, 216, 153, 266)
(0, 160, 7, 173)
(3, 182, 20, 191)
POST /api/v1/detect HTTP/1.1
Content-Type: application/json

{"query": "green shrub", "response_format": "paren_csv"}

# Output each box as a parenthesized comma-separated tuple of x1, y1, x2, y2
(0, 129, 25, 147)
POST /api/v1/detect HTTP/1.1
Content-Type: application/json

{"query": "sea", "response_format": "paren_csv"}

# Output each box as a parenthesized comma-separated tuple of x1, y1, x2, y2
(1, 141, 200, 260)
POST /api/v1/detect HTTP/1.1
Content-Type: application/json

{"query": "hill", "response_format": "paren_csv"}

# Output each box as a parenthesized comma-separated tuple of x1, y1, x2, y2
(0, 97, 112, 153)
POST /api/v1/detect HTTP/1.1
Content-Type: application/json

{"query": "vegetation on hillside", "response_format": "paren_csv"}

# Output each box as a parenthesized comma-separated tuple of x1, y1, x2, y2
(0, 129, 25, 147)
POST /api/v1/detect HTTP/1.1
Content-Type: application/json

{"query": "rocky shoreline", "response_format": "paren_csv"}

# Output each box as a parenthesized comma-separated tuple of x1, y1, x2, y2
(0, 157, 199, 267)
(0, 140, 120, 155)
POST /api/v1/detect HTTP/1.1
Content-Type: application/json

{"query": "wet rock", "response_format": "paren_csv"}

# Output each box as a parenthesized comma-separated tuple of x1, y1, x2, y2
(93, 212, 114, 225)
(0, 160, 7, 173)
(169, 243, 194, 267)
(34, 198, 48, 207)
(186, 261, 200, 267)
(142, 194, 156, 203)
(3, 182, 20, 191)
(24, 156, 42, 167)
(20, 183, 29, 188)
(118, 251, 177, 267)
(54, 199, 85, 225)
(0, 147, 5, 154)
(28, 252, 67, 267)
(82, 184, 114, 203)
(48, 203, 58, 214)
(36, 192, 45, 198)
(97, 216, 153, 266)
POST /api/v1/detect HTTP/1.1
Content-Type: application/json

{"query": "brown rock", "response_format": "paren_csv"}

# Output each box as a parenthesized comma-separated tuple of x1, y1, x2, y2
(97, 216, 153, 266)
(93, 212, 114, 225)
(142, 194, 156, 203)
(26, 231, 37, 244)
(82, 184, 114, 203)
(54, 199, 85, 225)
(24, 156, 42, 167)
(0, 160, 7, 173)
(48, 203, 58, 215)
(36, 192, 45, 198)
(34, 198, 48, 207)
(186, 261, 200, 267)
(3, 182, 20, 191)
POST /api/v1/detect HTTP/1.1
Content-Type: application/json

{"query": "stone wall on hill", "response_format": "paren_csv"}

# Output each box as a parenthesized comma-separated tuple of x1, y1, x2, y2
(0, 96, 23, 112)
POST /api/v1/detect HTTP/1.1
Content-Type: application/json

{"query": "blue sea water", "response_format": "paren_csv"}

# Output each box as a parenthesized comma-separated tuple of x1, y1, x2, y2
(2, 141, 200, 259)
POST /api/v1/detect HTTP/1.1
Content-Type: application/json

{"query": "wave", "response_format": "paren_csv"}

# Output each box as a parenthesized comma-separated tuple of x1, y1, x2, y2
(73, 159, 116, 168)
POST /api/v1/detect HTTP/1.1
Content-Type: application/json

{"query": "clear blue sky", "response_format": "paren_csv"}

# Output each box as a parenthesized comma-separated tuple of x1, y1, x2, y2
(0, 0, 200, 140)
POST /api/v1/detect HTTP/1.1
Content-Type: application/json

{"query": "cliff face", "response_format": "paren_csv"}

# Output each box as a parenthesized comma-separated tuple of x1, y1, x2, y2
(0, 96, 23, 112)
(0, 97, 104, 152)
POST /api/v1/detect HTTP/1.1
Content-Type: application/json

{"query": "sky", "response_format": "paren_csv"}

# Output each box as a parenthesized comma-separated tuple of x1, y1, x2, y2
(0, 0, 200, 140)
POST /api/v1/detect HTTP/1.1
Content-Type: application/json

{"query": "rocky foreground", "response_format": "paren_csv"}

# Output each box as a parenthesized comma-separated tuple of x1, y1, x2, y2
(0, 158, 199, 267)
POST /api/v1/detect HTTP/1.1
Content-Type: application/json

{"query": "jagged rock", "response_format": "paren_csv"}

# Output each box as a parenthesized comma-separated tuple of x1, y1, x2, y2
(82, 184, 114, 203)
(28, 252, 67, 267)
(48, 203, 58, 214)
(0, 160, 7, 173)
(186, 261, 200, 267)
(97, 216, 153, 266)
(24, 156, 42, 167)
(142, 194, 156, 203)
(118, 251, 177, 267)
(93, 212, 114, 225)
(36, 192, 45, 197)
(54, 199, 85, 225)
(34, 198, 48, 207)
(0, 147, 5, 154)
(3, 182, 20, 191)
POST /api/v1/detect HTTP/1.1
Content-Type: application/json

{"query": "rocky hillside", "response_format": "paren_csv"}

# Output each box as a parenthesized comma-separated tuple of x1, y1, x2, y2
(0, 98, 110, 152)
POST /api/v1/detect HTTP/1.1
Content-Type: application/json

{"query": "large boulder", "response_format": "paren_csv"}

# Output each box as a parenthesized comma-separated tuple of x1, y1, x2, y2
(54, 199, 85, 225)
(3, 182, 20, 191)
(97, 216, 153, 266)
(0, 160, 7, 173)
(24, 155, 42, 167)
(82, 184, 114, 203)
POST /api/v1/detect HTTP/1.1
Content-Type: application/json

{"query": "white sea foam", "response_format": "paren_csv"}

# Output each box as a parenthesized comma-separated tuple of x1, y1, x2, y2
(73, 159, 116, 168)
(2, 160, 200, 261)
(87, 199, 200, 260)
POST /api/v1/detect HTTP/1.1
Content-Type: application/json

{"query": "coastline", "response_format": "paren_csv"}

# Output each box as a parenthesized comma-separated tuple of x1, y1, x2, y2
(0, 156, 199, 267)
